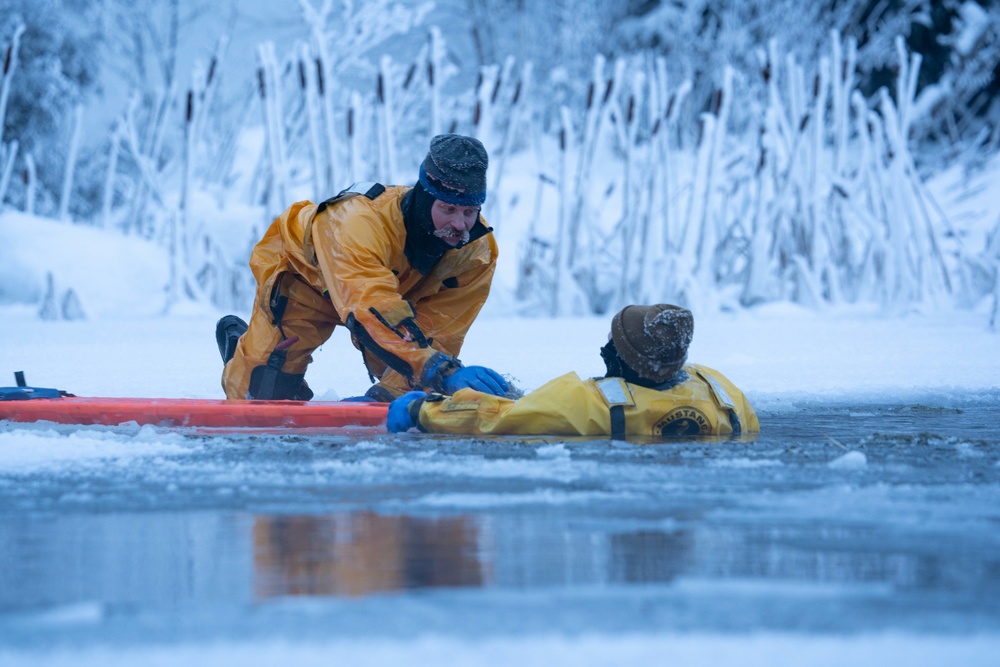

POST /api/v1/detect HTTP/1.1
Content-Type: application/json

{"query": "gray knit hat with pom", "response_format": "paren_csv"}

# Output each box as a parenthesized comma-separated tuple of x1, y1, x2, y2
(610, 304, 694, 383)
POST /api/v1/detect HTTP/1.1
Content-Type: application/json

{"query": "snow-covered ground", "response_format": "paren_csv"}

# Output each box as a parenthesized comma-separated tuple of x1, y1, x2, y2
(2, 297, 998, 409)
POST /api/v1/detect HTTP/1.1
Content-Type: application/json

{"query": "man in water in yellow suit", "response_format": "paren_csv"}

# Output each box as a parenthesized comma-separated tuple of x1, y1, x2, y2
(387, 304, 759, 439)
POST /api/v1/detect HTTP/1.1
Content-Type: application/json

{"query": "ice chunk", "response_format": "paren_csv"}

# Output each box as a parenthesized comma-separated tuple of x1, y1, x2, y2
(829, 451, 867, 469)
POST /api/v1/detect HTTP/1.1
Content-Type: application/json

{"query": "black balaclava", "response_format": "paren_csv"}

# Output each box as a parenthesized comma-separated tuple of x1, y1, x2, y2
(401, 181, 492, 275)
(600, 338, 687, 389)
(402, 181, 452, 275)
(600, 339, 653, 387)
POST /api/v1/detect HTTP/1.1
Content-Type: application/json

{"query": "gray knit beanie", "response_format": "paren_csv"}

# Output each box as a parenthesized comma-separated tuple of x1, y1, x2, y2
(418, 134, 488, 206)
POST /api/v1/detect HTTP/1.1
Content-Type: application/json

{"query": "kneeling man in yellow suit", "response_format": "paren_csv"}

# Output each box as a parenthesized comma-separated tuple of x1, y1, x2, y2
(386, 304, 759, 438)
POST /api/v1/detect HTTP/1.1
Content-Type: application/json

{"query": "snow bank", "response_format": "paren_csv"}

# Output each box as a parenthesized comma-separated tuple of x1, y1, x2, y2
(0, 212, 170, 317)
(2, 299, 998, 405)
(0, 425, 190, 473)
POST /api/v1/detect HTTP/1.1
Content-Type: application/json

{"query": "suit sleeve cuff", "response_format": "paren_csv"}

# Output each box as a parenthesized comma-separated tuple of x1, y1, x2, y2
(419, 352, 463, 393)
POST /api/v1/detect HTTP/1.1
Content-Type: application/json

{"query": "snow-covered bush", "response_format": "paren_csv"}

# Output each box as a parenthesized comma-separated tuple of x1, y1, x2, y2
(0, 1, 102, 218)
(2, 1, 999, 324)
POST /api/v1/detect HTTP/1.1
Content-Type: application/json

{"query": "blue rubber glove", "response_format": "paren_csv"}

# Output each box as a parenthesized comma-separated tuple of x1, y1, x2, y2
(387, 391, 426, 433)
(443, 366, 509, 397)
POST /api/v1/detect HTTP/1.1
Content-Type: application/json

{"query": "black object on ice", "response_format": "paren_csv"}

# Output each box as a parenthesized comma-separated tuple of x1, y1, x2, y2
(0, 371, 73, 400)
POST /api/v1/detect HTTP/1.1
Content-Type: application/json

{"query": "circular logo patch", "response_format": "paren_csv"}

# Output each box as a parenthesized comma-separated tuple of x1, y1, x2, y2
(655, 407, 711, 436)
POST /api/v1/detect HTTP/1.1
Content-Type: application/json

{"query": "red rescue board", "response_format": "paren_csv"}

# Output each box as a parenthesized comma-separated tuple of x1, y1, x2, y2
(0, 396, 389, 430)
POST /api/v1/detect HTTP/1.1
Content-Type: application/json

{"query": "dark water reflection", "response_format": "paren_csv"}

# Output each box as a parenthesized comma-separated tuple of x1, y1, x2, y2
(252, 512, 487, 597)
(3, 507, 996, 610)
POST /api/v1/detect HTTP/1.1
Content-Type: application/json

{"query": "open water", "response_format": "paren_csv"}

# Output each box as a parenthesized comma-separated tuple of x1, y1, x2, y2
(1, 400, 999, 654)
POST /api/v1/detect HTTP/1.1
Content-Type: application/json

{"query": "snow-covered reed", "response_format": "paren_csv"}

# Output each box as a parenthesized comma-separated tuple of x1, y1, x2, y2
(0, 21, 24, 209)
(515, 32, 993, 317)
(3, 12, 995, 322)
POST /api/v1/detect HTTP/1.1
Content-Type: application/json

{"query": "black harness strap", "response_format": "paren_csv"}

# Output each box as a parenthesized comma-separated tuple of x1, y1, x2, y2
(345, 313, 415, 382)
(268, 275, 291, 339)
(369, 306, 431, 348)
(610, 405, 626, 440)
(316, 183, 386, 214)
(244, 273, 312, 400)
(306, 183, 387, 267)
(727, 409, 742, 435)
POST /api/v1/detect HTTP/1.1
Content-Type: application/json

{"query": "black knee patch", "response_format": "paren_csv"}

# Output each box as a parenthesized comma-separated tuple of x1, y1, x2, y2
(247, 366, 313, 400)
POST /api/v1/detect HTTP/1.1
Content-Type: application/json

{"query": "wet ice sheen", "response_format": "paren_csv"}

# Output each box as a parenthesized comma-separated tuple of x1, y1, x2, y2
(0, 402, 998, 658)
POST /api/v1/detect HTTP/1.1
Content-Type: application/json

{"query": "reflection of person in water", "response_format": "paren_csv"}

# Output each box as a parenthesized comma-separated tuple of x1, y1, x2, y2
(388, 304, 759, 439)
(609, 529, 694, 584)
(252, 511, 487, 598)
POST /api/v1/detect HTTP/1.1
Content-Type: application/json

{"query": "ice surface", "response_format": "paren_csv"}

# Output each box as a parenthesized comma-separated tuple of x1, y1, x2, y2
(4, 633, 1000, 667)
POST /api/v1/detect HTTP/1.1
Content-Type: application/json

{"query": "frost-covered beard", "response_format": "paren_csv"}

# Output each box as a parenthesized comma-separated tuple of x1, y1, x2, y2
(433, 226, 471, 247)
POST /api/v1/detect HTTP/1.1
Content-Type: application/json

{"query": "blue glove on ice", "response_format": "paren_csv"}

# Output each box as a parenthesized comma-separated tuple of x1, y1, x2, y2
(387, 391, 426, 433)
(443, 366, 509, 397)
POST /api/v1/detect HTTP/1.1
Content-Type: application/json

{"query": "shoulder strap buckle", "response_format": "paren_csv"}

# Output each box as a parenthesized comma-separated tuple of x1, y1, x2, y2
(596, 378, 634, 440)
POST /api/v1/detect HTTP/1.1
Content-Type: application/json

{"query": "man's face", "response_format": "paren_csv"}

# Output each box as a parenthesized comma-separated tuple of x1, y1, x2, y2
(430, 199, 479, 246)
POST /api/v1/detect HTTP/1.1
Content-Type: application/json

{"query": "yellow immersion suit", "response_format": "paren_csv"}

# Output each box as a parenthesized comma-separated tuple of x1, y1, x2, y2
(413, 364, 759, 438)
(222, 185, 498, 400)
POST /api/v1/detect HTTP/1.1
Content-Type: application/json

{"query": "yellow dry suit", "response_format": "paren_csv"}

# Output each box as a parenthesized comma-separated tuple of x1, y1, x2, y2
(413, 364, 759, 438)
(222, 184, 498, 400)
